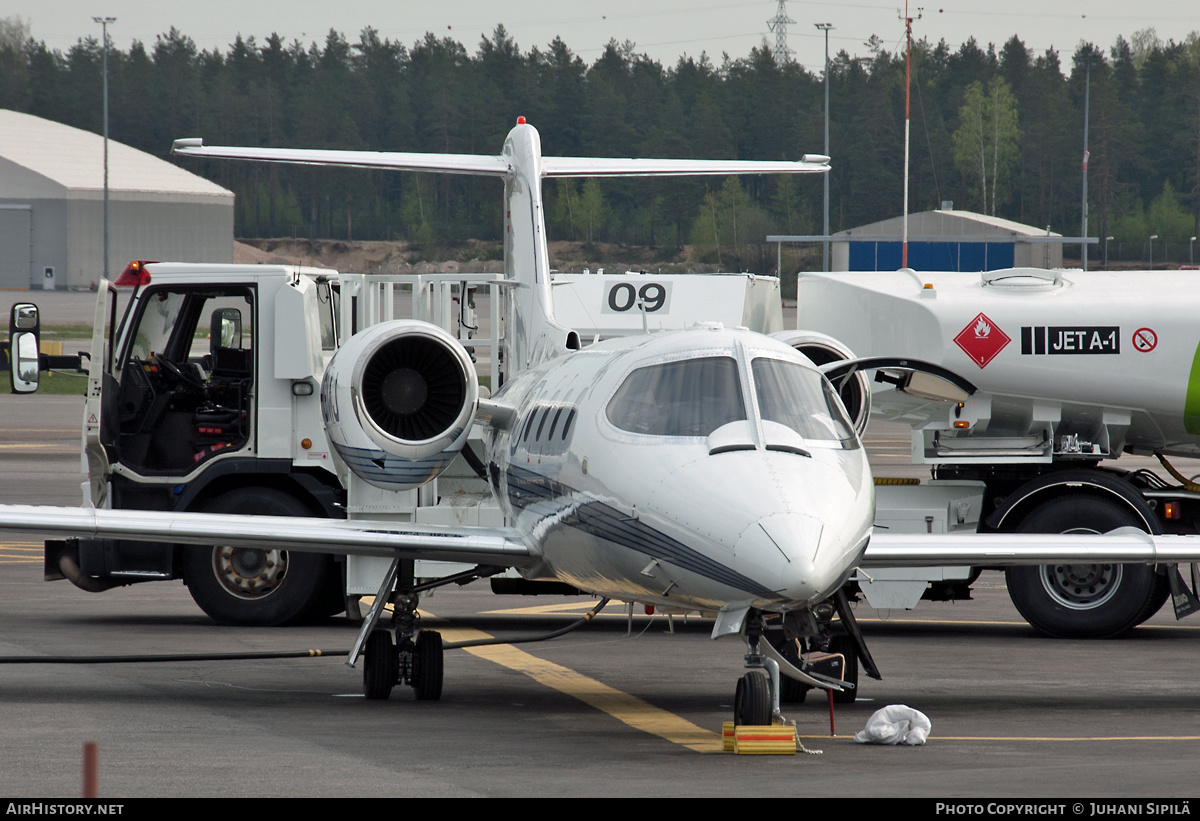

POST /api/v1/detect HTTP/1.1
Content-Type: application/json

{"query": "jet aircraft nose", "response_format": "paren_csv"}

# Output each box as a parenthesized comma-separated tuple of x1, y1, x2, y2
(734, 510, 864, 604)
(649, 445, 872, 608)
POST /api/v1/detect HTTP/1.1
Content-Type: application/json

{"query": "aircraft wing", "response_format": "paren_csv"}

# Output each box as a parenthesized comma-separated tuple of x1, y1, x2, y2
(864, 529, 1200, 566)
(0, 504, 533, 567)
(172, 140, 510, 177)
(541, 156, 830, 177)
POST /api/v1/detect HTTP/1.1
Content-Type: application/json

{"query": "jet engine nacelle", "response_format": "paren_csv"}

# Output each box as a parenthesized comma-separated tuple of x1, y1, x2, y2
(321, 320, 479, 491)
(773, 330, 871, 436)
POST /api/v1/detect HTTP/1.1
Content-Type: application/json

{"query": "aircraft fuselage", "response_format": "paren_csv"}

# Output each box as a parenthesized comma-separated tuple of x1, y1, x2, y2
(487, 325, 874, 613)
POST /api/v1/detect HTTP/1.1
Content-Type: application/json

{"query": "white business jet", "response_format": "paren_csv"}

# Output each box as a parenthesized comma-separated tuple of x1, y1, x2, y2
(4, 119, 1200, 725)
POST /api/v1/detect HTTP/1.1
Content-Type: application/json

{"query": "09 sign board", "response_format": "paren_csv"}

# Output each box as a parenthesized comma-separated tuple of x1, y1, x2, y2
(600, 280, 672, 314)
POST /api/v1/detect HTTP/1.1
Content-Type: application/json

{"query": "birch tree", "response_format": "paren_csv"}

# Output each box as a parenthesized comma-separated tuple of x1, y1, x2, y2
(952, 77, 1021, 215)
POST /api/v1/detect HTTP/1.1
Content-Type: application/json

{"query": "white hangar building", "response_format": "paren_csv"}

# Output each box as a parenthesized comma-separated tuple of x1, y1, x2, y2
(0, 110, 233, 290)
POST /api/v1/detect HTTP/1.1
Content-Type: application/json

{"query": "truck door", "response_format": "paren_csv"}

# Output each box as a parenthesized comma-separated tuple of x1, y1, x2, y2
(108, 285, 255, 478)
(84, 281, 117, 508)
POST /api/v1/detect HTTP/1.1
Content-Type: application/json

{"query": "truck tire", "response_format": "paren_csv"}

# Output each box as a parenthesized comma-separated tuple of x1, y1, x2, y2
(1005, 494, 1167, 638)
(182, 488, 333, 626)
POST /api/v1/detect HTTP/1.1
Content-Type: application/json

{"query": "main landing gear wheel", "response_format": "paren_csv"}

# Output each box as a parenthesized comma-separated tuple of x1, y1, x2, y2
(363, 629, 398, 700)
(411, 630, 444, 701)
(1006, 494, 1168, 638)
(734, 671, 772, 726)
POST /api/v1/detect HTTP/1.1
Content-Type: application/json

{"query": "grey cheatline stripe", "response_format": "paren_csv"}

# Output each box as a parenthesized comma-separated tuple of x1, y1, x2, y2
(506, 464, 780, 598)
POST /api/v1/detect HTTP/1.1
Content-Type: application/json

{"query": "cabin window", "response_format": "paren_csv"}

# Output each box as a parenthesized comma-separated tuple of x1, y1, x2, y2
(606, 356, 745, 437)
(751, 358, 858, 449)
(516, 403, 578, 454)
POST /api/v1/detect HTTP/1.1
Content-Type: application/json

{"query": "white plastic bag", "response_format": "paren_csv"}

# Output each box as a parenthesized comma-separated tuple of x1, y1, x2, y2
(853, 704, 931, 745)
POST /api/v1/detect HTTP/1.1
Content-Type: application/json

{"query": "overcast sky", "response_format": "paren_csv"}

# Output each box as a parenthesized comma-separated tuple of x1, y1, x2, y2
(12, 0, 1198, 73)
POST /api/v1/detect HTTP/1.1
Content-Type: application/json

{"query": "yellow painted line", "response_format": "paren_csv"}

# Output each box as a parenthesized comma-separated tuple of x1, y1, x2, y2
(441, 625, 723, 753)
(798, 735, 1200, 742)
(0, 428, 78, 434)
(0, 548, 41, 559)
(483, 601, 613, 616)
(860, 616, 1029, 627)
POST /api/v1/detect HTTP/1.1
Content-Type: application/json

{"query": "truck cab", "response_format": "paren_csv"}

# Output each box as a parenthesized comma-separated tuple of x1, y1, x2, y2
(58, 263, 347, 625)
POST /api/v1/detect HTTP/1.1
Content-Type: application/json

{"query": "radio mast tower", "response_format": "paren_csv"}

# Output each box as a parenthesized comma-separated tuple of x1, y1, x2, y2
(766, 0, 796, 64)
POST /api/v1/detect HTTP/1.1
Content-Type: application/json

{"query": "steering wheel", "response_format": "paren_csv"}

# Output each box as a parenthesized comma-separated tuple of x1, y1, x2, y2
(156, 355, 206, 391)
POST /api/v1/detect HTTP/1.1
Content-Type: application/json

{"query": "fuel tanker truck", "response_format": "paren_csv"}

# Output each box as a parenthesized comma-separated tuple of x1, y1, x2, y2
(795, 267, 1200, 639)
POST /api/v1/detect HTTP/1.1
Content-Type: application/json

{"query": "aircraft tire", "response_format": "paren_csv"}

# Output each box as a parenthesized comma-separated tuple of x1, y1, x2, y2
(364, 629, 397, 700)
(182, 488, 332, 626)
(412, 630, 443, 701)
(734, 671, 771, 726)
(1005, 494, 1166, 638)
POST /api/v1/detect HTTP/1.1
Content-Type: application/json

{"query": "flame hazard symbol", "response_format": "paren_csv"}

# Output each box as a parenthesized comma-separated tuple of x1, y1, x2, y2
(954, 312, 1011, 368)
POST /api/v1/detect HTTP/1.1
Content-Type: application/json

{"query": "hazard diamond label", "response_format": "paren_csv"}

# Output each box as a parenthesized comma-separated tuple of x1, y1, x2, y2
(954, 312, 1011, 368)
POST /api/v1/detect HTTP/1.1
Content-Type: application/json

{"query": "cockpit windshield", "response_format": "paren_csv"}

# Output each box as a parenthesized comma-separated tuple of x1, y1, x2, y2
(606, 356, 746, 437)
(752, 357, 859, 449)
(605, 351, 859, 448)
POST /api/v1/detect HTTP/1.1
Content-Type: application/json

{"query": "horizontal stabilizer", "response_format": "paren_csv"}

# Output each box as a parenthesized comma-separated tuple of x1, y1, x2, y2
(172, 140, 830, 179)
(540, 156, 830, 177)
(172, 140, 510, 177)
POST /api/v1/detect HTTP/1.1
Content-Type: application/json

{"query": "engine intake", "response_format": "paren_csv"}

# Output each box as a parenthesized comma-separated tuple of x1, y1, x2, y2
(361, 335, 468, 441)
(322, 321, 478, 490)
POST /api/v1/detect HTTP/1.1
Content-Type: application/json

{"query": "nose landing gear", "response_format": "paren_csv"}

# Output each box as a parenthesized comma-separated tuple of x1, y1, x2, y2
(734, 626, 785, 727)
(733, 599, 879, 727)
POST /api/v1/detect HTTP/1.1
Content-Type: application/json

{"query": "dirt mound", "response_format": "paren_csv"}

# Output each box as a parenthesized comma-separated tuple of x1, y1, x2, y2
(234, 238, 743, 275)
(235, 239, 505, 274)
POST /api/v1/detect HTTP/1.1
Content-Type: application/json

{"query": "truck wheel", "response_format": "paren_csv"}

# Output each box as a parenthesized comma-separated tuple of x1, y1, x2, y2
(182, 488, 332, 626)
(1005, 494, 1167, 638)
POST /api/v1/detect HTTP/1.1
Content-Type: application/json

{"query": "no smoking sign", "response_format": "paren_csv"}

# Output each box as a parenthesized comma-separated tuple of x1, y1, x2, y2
(1132, 328, 1157, 352)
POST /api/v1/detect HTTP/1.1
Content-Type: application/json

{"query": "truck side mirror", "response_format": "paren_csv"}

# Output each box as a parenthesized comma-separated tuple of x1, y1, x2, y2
(8, 303, 40, 394)
(210, 307, 242, 353)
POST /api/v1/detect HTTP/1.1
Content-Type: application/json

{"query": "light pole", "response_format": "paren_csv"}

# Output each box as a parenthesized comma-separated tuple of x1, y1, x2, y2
(815, 23, 832, 273)
(1191, 236, 1197, 265)
(1104, 236, 1114, 269)
(900, 4, 919, 269)
(1149, 234, 1158, 269)
(93, 15, 116, 283)
(1081, 59, 1091, 271)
